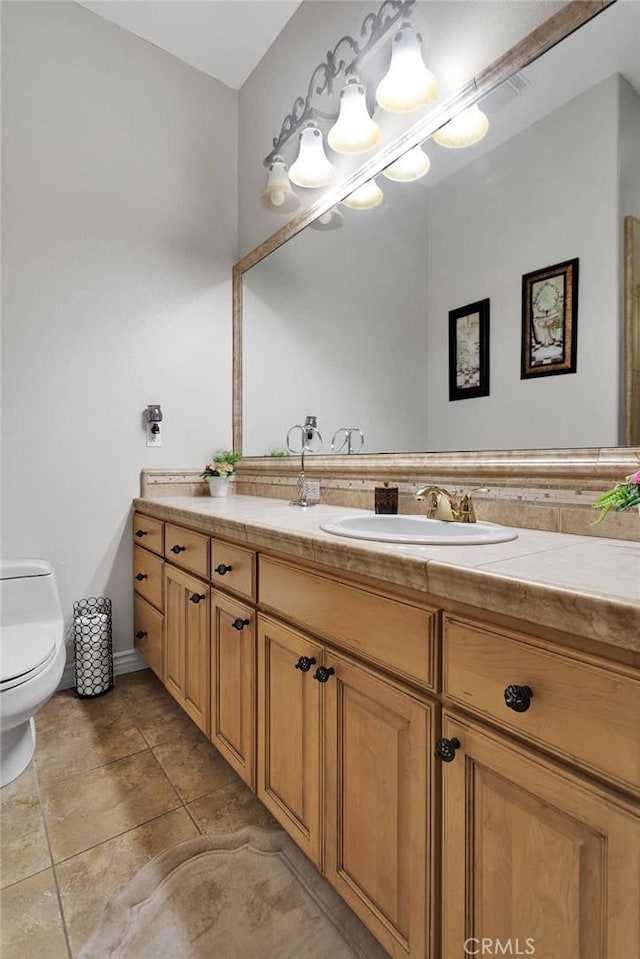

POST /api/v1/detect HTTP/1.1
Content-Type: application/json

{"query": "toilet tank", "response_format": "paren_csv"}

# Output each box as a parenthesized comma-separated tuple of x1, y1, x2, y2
(0, 560, 63, 627)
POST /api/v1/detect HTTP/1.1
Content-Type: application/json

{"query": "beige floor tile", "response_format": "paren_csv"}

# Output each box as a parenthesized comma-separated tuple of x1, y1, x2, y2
(35, 711, 147, 785)
(56, 807, 199, 956)
(152, 729, 239, 803)
(36, 686, 125, 732)
(188, 779, 278, 836)
(41, 751, 181, 862)
(122, 673, 196, 748)
(0, 786, 51, 888)
(0, 868, 69, 959)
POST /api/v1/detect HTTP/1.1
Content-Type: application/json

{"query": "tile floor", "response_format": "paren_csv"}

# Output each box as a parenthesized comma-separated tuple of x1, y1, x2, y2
(0, 669, 277, 959)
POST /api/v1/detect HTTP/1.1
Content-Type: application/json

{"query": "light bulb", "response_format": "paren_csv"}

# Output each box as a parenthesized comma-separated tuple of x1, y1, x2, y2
(341, 179, 383, 210)
(376, 24, 437, 114)
(382, 146, 431, 182)
(432, 104, 489, 148)
(289, 124, 334, 188)
(328, 77, 381, 155)
(309, 207, 345, 231)
(259, 155, 300, 213)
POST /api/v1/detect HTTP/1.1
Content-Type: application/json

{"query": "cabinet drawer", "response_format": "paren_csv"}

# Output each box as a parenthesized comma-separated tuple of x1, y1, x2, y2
(443, 615, 640, 794)
(133, 545, 164, 611)
(211, 540, 256, 601)
(134, 594, 164, 680)
(259, 556, 438, 691)
(164, 523, 209, 578)
(132, 512, 164, 556)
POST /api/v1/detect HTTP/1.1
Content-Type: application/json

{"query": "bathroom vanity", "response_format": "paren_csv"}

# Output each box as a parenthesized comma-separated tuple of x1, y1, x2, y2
(132, 492, 640, 959)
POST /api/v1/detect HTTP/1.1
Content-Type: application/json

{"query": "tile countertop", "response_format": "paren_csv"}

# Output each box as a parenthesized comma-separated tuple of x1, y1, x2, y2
(133, 495, 640, 656)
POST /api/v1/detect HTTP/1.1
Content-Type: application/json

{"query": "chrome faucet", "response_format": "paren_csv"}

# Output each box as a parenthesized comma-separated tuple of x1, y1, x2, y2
(415, 485, 483, 523)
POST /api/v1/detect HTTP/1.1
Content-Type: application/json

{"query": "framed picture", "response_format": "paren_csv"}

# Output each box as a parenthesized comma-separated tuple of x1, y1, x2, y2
(521, 257, 579, 379)
(448, 298, 490, 401)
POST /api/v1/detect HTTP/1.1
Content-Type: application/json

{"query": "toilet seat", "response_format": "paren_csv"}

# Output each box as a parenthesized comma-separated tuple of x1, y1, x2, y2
(1, 623, 58, 691)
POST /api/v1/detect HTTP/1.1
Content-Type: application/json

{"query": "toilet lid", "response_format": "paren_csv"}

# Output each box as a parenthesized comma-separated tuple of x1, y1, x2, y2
(1, 623, 57, 684)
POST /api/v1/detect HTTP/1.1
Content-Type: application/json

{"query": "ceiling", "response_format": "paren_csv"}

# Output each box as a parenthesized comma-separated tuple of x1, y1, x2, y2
(76, 1, 303, 89)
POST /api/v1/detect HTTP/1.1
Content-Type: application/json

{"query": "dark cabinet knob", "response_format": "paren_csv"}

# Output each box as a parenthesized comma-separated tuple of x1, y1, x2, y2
(504, 685, 533, 712)
(171, 544, 186, 554)
(190, 593, 206, 604)
(435, 737, 461, 763)
(313, 666, 335, 683)
(135, 529, 147, 538)
(295, 655, 317, 672)
(232, 617, 250, 631)
(135, 630, 147, 639)
(135, 573, 147, 581)
(215, 563, 233, 575)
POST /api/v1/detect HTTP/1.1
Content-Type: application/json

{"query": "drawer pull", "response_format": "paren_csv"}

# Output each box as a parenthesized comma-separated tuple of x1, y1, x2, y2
(135, 573, 147, 581)
(190, 593, 206, 604)
(435, 737, 460, 763)
(215, 563, 233, 575)
(135, 529, 147, 538)
(313, 666, 335, 683)
(232, 617, 250, 631)
(171, 544, 186, 554)
(504, 684, 533, 713)
(295, 656, 317, 672)
(135, 630, 147, 639)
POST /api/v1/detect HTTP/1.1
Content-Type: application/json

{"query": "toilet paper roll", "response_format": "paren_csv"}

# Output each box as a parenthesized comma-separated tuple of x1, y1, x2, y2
(74, 612, 111, 695)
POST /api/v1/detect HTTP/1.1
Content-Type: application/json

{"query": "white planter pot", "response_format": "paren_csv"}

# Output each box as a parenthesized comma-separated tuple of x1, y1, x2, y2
(208, 476, 229, 498)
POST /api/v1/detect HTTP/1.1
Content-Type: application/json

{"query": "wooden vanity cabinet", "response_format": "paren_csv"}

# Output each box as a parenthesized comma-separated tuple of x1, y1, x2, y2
(256, 612, 434, 959)
(164, 564, 210, 734)
(440, 711, 640, 959)
(133, 594, 164, 681)
(210, 591, 256, 788)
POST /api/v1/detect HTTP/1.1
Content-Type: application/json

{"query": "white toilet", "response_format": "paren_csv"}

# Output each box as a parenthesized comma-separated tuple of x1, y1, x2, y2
(0, 559, 66, 787)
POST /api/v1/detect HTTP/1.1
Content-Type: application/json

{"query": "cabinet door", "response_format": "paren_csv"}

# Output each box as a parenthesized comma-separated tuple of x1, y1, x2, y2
(440, 711, 640, 959)
(133, 594, 164, 681)
(324, 650, 434, 959)
(164, 565, 210, 734)
(211, 592, 255, 788)
(257, 615, 323, 866)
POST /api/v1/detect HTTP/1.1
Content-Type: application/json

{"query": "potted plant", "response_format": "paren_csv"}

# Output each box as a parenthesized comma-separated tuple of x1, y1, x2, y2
(592, 464, 640, 524)
(200, 450, 241, 497)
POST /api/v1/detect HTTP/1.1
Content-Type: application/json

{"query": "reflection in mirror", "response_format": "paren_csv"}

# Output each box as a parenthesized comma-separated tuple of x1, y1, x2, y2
(242, 2, 640, 457)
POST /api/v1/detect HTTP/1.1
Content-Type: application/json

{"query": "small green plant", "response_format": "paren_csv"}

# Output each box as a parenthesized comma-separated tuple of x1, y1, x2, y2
(592, 464, 640, 524)
(200, 449, 241, 479)
(266, 449, 290, 457)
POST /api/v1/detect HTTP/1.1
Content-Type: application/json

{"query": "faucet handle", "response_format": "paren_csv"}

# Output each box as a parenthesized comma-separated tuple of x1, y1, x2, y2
(457, 488, 488, 524)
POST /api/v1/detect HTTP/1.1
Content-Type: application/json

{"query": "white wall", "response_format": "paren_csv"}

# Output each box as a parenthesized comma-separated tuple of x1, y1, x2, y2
(1, 2, 238, 659)
(238, 0, 563, 257)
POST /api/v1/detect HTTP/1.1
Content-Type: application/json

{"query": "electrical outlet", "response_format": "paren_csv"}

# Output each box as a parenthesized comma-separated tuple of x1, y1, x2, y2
(146, 423, 162, 447)
(305, 479, 320, 502)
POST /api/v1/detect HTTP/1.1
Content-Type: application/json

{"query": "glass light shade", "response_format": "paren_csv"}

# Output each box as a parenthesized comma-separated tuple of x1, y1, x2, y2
(382, 146, 431, 182)
(375, 25, 437, 113)
(432, 104, 490, 148)
(309, 207, 344, 231)
(341, 178, 383, 210)
(259, 155, 300, 213)
(289, 124, 334, 188)
(327, 77, 381, 155)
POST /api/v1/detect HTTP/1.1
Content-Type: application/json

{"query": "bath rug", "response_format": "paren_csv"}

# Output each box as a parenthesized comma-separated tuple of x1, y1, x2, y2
(79, 826, 389, 959)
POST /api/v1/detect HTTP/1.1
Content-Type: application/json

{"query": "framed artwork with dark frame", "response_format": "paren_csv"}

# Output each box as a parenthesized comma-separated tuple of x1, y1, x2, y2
(521, 257, 579, 379)
(448, 298, 490, 401)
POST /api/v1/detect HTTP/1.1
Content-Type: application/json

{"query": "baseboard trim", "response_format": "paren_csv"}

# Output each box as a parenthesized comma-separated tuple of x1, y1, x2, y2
(58, 648, 147, 691)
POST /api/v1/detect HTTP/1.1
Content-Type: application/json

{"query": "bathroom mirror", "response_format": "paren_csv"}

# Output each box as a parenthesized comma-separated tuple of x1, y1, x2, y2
(238, 1, 639, 458)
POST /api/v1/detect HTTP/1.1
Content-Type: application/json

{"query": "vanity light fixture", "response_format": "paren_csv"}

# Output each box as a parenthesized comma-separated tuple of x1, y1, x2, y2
(288, 123, 334, 189)
(432, 103, 490, 148)
(327, 76, 381, 155)
(375, 23, 437, 113)
(382, 144, 431, 181)
(342, 178, 384, 210)
(260, 154, 301, 212)
(309, 207, 345, 231)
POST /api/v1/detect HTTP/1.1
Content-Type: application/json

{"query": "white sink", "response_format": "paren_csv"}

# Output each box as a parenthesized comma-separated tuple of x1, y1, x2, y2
(320, 514, 518, 546)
